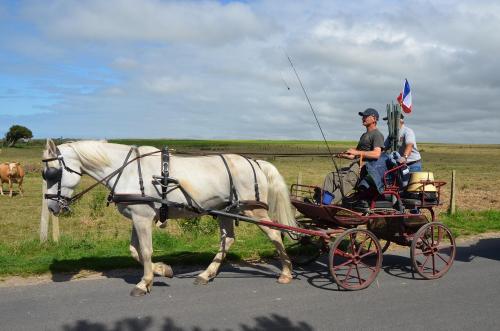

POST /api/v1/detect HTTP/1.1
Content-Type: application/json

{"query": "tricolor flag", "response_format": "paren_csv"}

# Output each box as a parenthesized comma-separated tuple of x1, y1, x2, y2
(396, 79, 412, 113)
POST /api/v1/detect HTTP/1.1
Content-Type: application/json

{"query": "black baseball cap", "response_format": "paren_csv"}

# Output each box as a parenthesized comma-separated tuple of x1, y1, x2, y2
(382, 114, 404, 121)
(358, 108, 379, 120)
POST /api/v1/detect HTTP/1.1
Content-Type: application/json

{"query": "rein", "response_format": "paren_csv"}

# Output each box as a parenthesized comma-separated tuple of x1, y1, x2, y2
(42, 147, 161, 208)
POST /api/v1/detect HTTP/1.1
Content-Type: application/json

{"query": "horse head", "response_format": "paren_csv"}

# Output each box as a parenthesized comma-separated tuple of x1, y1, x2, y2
(42, 138, 84, 215)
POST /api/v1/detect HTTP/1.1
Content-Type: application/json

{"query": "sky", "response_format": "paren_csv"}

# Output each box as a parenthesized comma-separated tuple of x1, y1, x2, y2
(1, 0, 499, 143)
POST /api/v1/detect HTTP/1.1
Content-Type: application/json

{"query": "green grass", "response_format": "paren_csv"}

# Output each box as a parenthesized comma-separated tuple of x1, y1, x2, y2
(0, 139, 499, 278)
(442, 210, 500, 237)
(0, 222, 279, 277)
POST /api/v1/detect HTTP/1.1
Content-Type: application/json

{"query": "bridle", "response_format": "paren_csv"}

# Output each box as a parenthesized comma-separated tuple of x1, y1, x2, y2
(42, 146, 161, 212)
(42, 147, 84, 212)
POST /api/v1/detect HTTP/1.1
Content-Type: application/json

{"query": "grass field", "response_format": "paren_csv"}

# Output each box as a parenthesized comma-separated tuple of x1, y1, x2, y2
(0, 140, 499, 277)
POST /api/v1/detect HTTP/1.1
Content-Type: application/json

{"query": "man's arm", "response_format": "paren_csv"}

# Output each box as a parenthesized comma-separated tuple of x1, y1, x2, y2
(401, 128, 416, 161)
(346, 147, 381, 160)
(402, 143, 413, 160)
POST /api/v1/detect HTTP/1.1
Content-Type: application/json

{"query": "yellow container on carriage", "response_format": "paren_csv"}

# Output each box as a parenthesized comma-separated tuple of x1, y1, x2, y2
(407, 172, 437, 192)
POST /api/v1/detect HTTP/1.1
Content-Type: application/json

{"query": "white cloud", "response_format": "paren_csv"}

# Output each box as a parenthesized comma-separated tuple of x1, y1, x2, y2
(0, 0, 499, 143)
(23, 0, 274, 46)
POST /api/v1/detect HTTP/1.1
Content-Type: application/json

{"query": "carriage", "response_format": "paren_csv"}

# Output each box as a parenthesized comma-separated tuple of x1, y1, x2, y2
(286, 163, 456, 290)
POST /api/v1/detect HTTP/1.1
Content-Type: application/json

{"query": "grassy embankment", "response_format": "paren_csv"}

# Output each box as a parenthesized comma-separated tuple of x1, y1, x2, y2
(0, 140, 499, 277)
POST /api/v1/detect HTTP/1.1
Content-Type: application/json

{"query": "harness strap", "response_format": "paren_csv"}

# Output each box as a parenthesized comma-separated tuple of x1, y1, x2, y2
(134, 147, 145, 197)
(219, 155, 238, 208)
(108, 147, 134, 204)
(159, 146, 170, 223)
(242, 156, 260, 202)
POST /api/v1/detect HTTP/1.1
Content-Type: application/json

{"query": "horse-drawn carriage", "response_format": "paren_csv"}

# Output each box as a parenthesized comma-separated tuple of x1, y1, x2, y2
(288, 162, 455, 290)
(42, 137, 455, 295)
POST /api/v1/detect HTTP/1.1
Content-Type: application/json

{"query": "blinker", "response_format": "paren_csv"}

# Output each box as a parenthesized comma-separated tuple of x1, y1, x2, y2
(42, 167, 62, 181)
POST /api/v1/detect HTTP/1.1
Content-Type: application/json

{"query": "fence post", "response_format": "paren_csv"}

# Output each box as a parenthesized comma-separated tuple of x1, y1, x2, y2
(40, 180, 49, 242)
(449, 170, 456, 214)
(52, 216, 60, 242)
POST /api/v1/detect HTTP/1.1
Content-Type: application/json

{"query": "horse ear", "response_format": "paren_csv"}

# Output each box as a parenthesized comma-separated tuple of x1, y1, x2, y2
(46, 138, 57, 155)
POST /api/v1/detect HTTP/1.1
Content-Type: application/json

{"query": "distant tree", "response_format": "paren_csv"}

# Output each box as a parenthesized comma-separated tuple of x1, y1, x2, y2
(4, 125, 33, 147)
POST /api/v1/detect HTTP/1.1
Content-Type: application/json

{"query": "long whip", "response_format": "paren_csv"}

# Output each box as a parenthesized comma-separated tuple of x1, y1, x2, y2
(285, 53, 345, 198)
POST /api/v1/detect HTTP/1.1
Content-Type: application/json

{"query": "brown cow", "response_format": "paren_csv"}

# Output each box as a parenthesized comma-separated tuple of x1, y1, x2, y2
(0, 162, 25, 197)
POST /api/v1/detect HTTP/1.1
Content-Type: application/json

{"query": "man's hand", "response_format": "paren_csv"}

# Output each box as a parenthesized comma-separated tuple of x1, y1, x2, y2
(398, 156, 407, 164)
(338, 152, 356, 160)
(346, 148, 359, 156)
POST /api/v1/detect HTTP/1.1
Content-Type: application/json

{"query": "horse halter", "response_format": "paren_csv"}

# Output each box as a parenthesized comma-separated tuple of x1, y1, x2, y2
(42, 147, 83, 212)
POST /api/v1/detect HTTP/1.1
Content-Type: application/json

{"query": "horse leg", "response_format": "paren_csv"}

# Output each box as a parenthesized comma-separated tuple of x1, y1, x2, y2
(194, 217, 235, 285)
(244, 208, 293, 284)
(129, 226, 173, 279)
(129, 214, 155, 297)
(0, 181, 3, 195)
(8, 179, 12, 198)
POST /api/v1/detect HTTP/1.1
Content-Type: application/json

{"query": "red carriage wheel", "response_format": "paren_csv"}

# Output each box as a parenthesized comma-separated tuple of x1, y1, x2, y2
(410, 222, 456, 279)
(328, 228, 383, 290)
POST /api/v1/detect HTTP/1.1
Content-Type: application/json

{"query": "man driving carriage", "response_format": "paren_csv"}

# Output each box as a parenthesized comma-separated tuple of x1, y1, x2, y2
(319, 108, 386, 205)
(339, 108, 385, 162)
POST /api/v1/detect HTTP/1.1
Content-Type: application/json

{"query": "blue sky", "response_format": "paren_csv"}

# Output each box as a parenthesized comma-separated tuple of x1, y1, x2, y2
(1, 0, 499, 143)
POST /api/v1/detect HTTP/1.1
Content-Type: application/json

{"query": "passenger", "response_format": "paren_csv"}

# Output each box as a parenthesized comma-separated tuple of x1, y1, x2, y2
(383, 114, 422, 172)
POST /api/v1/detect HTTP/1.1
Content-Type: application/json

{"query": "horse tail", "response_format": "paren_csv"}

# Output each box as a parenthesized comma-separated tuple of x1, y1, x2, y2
(258, 161, 298, 229)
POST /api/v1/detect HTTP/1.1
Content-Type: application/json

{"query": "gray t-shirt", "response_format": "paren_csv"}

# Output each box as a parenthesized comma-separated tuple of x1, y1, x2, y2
(356, 128, 384, 152)
(384, 125, 421, 162)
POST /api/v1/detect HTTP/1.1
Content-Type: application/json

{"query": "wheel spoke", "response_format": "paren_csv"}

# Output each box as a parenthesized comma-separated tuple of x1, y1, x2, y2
(359, 250, 377, 259)
(436, 252, 451, 265)
(342, 264, 354, 285)
(333, 258, 354, 270)
(355, 264, 362, 285)
(418, 254, 431, 272)
(359, 261, 376, 272)
(436, 244, 454, 251)
(420, 237, 432, 250)
(356, 235, 370, 255)
(414, 249, 432, 256)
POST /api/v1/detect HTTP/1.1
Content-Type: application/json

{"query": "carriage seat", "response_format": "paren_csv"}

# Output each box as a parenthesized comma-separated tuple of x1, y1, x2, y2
(341, 193, 394, 211)
(400, 191, 438, 208)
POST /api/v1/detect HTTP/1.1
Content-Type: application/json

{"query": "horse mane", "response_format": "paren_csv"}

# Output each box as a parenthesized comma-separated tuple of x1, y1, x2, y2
(66, 140, 113, 170)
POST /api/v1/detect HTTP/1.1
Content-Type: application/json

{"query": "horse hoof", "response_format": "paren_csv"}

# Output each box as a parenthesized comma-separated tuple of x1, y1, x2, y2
(193, 276, 209, 285)
(163, 265, 173, 278)
(277, 275, 293, 284)
(130, 287, 148, 297)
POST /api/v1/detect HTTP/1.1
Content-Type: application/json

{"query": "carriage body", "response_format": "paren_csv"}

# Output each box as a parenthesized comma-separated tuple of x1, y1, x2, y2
(288, 165, 455, 290)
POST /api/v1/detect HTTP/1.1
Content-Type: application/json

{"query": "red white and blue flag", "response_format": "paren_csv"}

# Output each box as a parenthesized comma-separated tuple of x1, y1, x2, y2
(396, 79, 412, 113)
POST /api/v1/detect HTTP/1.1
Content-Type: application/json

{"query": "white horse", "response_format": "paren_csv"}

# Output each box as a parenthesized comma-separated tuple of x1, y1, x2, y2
(42, 139, 297, 296)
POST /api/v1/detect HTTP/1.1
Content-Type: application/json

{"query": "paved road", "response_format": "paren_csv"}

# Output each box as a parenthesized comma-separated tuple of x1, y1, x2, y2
(1, 237, 500, 331)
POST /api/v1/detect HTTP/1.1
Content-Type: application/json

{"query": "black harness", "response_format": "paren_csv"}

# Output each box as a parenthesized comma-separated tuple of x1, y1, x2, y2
(42, 148, 84, 211)
(42, 146, 267, 220)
